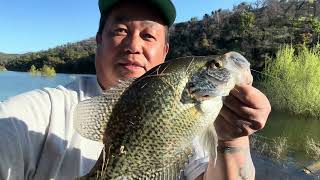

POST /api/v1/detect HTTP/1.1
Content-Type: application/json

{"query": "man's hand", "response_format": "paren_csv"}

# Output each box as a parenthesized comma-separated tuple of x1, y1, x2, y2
(201, 84, 270, 180)
(215, 84, 271, 141)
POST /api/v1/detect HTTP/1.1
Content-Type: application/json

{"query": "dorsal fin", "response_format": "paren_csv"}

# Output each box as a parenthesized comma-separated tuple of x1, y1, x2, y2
(73, 78, 136, 141)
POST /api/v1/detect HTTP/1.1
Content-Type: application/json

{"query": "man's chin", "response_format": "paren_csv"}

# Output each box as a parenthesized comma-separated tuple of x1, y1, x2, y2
(119, 72, 145, 80)
(119, 69, 145, 80)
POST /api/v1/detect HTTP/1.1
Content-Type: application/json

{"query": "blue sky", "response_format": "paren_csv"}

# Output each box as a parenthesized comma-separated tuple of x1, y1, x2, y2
(0, 0, 254, 54)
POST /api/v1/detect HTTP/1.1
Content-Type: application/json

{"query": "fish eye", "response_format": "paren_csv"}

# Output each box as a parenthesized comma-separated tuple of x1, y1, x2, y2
(214, 62, 222, 68)
(208, 60, 222, 69)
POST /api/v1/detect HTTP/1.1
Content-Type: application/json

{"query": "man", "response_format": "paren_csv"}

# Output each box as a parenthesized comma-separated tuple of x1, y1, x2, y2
(0, 0, 271, 179)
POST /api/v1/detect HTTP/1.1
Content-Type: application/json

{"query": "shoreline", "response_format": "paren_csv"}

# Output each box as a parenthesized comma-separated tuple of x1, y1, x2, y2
(252, 152, 316, 179)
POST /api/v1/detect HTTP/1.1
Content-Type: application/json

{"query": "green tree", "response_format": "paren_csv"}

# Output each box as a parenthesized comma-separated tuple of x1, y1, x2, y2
(311, 17, 320, 41)
(240, 11, 255, 35)
(200, 34, 210, 48)
(0, 65, 6, 71)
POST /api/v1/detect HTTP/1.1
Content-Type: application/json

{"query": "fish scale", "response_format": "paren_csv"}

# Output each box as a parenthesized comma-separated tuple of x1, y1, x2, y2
(102, 75, 199, 178)
(74, 52, 253, 179)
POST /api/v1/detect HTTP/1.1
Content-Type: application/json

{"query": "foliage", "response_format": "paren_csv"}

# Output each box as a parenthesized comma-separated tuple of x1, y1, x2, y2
(0, 53, 19, 63)
(251, 134, 320, 162)
(29, 64, 56, 77)
(0, 65, 6, 71)
(250, 135, 288, 161)
(29, 65, 39, 75)
(259, 44, 320, 117)
(168, 0, 320, 71)
(305, 136, 320, 160)
(40, 65, 56, 76)
(3, 38, 96, 74)
(239, 11, 255, 35)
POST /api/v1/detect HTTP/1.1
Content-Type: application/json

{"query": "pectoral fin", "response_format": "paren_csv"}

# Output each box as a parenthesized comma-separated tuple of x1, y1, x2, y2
(73, 79, 135, 141)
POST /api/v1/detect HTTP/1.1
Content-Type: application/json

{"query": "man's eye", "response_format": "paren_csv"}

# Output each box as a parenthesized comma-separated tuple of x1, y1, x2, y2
(113, 28, 127, 35)
(142, 33, 155, 40)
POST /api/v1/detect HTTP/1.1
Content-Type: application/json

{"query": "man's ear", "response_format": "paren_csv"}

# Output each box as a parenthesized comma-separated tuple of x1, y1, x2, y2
(164, 43, 169, 57)
(96, 33, 102, 46)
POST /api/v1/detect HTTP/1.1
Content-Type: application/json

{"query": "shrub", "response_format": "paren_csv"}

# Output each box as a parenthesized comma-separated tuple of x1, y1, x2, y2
(40, 65, 56, 77)
(28, 64, 56, 77)
(0, 65, 6, 71)
(29, 65, 40, 76)
(259, 44, 320, 117)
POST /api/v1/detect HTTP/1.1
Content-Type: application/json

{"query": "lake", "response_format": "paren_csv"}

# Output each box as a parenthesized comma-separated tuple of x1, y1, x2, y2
(0, 70, 319, 174)
(255, 111, 320, 165)
(0, 71, 83, 101)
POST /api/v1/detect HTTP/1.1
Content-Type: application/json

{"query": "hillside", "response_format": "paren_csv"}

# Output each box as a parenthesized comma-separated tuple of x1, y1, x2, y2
(4, 38, 96, 74)
(0, 52, 20, 64)
(2, 0, 320, 74)
(167, 0, 320, 70)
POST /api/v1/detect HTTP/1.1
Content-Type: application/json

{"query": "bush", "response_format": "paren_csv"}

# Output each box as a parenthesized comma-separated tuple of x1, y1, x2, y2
(259, 44, 320, 117)
(29, 65, 40, 75)
(28, 64, 56, 77)
(40, 65, 56, 77)
(0, 65, 6, 71)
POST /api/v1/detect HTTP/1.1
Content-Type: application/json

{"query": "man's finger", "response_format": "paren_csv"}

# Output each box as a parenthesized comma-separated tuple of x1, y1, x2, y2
(230, 85, 268, 109)
(223, 94, 257, 120)
(228, 85, 271, 129)
(219, 105, 257, 133)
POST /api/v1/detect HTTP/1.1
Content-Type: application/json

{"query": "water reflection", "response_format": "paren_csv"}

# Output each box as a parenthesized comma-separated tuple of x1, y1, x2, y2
(256, 110, 320, 165)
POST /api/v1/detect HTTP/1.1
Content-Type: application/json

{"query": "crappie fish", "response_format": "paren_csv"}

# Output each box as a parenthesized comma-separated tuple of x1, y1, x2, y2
(74, 52, 253, 179)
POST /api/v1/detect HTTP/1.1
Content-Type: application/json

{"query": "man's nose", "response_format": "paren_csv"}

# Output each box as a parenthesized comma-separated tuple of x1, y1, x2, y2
(124, 33, 143, 54)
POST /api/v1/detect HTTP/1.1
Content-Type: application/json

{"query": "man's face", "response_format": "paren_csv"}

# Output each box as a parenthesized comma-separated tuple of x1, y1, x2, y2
(95, 2, 169, 89)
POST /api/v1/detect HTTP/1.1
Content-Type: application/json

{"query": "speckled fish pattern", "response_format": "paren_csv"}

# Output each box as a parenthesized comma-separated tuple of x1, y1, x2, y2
(74, 52, 253, 179)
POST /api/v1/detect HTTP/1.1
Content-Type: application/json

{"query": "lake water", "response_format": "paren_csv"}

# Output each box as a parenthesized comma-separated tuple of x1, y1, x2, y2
(256, 111, 320, 165)
(0, 71, 81, 101)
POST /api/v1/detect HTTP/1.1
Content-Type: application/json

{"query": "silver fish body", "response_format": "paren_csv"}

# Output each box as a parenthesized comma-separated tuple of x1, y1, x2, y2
(74, 52, 252, 179)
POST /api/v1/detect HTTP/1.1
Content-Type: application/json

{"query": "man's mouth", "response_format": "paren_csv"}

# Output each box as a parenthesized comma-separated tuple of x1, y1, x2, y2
(118, 61, 146, 72)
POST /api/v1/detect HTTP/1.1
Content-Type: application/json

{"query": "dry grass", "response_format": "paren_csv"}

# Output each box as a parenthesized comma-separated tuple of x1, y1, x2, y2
(252, 135, 320, 164)
(271, 137, 288, 160)
(250, 135, 288, 161)
(305, 136, 320, 160)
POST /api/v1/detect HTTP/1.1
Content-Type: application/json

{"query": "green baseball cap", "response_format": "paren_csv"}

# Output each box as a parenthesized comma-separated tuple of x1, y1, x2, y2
(98, 0, 176, 26)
